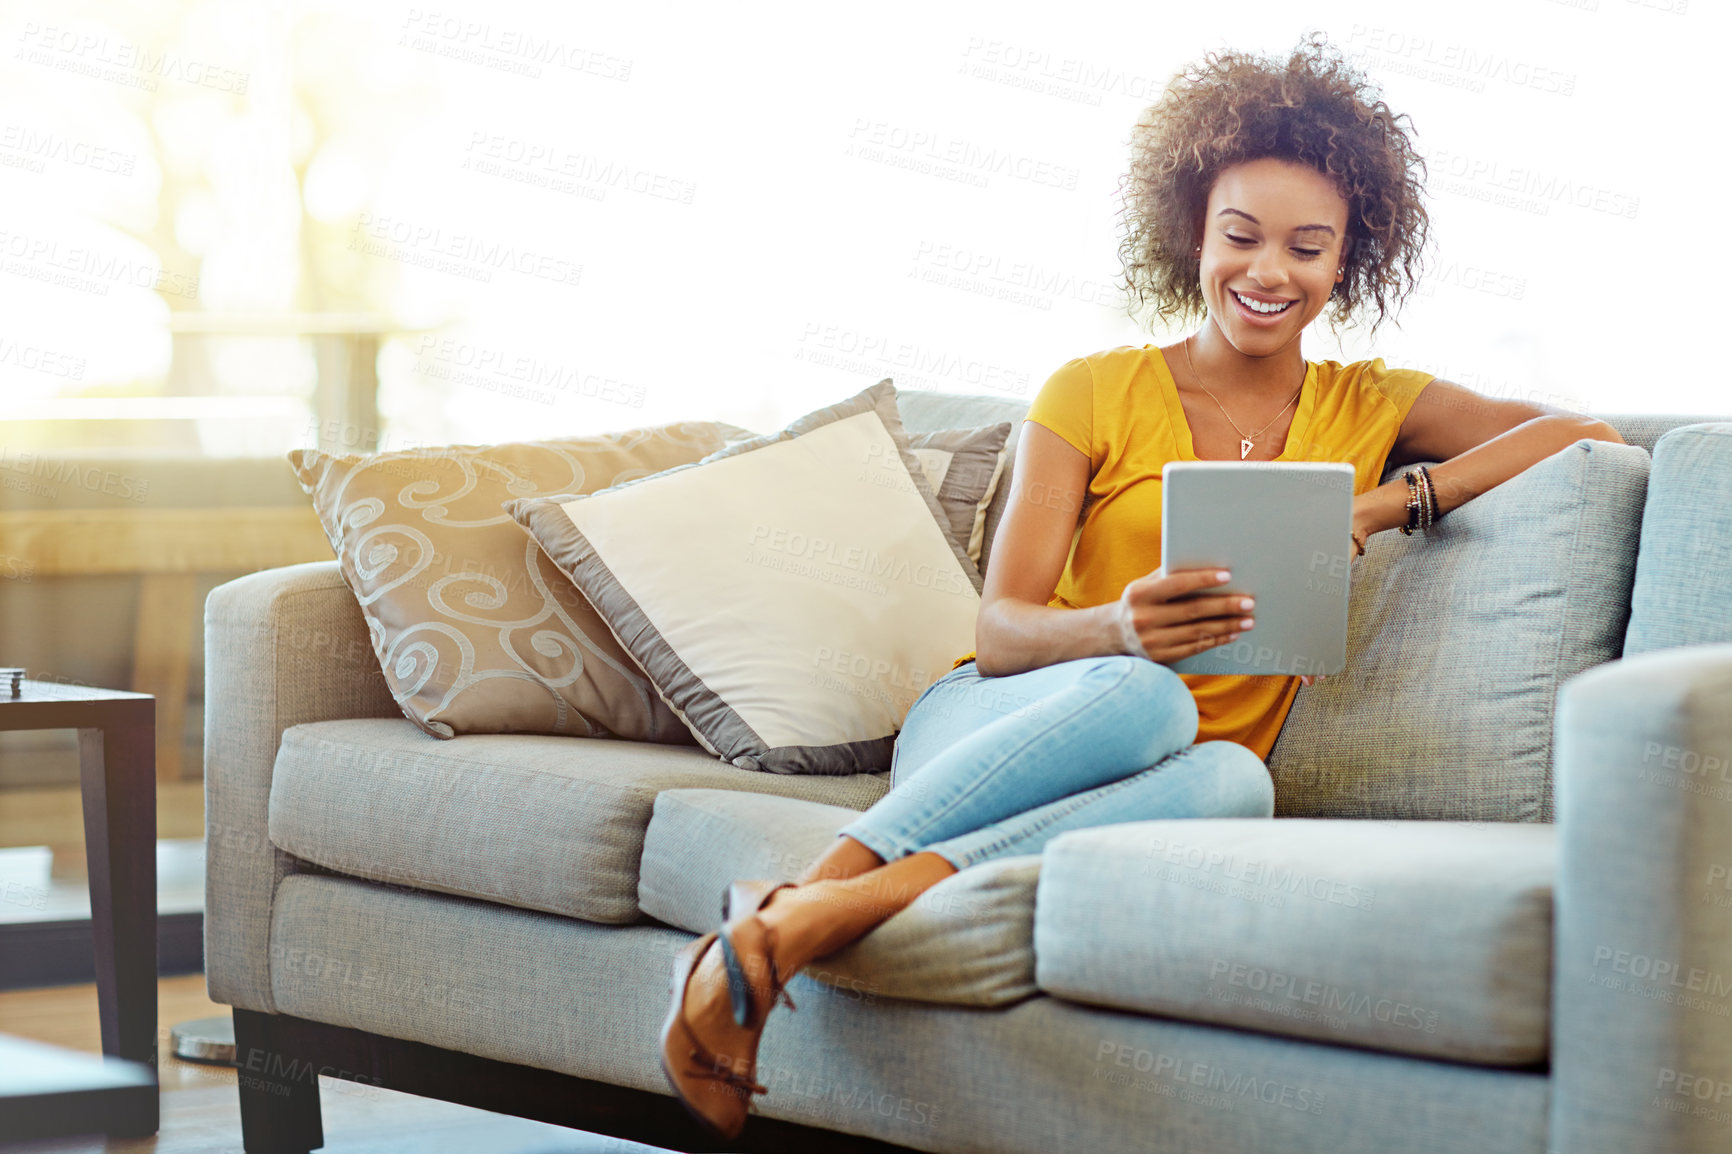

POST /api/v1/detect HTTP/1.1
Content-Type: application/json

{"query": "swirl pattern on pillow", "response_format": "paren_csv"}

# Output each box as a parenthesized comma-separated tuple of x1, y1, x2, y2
(290, 422, 754, 740)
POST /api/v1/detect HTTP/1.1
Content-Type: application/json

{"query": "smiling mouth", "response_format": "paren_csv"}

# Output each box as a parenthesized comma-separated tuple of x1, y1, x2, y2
(1231, 290, 1295, 315)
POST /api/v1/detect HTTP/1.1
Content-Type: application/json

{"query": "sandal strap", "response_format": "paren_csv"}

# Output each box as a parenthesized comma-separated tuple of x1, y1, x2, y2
(724, 879, 796, 921)
(769, 959, 796, 1011)
(720, 927, 797, 1025)
(677, 1048, 769, 1096)
(720, 885, 802, 1023)
(717, 929, 754, 1027)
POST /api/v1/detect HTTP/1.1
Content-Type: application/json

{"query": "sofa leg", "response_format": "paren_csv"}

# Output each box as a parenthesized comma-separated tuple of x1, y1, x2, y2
(233, 1008, 324, 1153)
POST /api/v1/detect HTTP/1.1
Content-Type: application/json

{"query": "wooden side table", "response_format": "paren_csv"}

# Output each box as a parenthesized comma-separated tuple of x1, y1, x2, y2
(0, 1033, 155, 1144)
(0, 679, 157, 1136)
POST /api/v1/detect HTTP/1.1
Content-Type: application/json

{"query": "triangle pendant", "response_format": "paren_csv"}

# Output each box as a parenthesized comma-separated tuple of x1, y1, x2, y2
(1239, 438, 1253, 460)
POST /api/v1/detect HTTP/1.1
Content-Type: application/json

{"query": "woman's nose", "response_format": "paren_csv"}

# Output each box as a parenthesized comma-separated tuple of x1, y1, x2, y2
(1247, 249, 1289, 288)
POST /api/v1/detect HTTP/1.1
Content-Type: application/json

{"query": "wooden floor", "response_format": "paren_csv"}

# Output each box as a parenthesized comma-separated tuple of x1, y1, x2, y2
(0, 975, 671, 1153)
(0, 772, 206, 848)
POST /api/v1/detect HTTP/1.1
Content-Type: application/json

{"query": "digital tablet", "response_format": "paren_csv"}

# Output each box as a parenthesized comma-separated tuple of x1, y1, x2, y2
(1159, 461, 1356, 677)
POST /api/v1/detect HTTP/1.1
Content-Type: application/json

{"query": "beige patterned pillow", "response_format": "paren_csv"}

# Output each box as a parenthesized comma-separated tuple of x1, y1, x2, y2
(289, 422, 754, 741)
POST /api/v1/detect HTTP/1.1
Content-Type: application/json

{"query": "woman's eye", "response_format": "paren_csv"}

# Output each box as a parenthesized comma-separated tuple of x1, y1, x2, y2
(1225, 235, 1324, 259)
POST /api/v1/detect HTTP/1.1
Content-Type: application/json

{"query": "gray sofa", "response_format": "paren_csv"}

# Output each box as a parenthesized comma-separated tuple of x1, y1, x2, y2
(204, 391, 1732, 1154)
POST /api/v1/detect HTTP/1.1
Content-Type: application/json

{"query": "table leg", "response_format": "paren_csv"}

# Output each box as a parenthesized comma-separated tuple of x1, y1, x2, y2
(78, 704, 159, 1136)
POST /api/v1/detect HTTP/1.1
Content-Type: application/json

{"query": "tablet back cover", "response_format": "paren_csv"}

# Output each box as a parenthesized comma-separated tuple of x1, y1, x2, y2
(1161, 462, 1354, 677)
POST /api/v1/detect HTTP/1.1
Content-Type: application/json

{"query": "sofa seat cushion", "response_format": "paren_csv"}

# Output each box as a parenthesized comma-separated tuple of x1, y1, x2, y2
(638, 788, 1039, 1006)
(266, 719, 890, 924)
(1034, 818, 1555, 1066)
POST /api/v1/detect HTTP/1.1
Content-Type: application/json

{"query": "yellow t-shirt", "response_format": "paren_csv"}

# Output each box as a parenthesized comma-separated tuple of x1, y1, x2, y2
(951, 343, 1435, 759)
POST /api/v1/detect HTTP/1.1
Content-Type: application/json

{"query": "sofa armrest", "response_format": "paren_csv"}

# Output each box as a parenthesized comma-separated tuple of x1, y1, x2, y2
(203, 561, 399, 1012)
(1552, 643, 1732, 1154)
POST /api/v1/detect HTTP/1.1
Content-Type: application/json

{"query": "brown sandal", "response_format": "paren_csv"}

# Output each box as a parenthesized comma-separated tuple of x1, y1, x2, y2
(719, 880, 800, 1026)
(658, 930, 768, 1140)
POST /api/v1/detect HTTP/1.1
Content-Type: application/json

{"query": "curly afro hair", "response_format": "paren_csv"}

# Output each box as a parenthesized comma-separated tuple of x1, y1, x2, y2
(1115, 30, 1431, 342)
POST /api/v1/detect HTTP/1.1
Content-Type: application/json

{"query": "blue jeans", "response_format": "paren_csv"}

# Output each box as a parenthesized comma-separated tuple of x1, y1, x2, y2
(835, 656, 1274, 870)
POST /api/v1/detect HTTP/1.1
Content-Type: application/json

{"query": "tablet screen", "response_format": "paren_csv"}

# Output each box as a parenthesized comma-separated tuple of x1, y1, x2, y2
(1160, 461, 1355, 677)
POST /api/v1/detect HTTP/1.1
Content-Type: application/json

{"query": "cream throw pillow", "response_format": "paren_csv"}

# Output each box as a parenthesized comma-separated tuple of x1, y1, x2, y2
(289, 422, 753, 740)
(508, 380, 981, 774)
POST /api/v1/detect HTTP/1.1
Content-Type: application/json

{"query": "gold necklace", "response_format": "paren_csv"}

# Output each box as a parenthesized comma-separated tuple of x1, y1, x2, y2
(1181, 336, 1305, 460)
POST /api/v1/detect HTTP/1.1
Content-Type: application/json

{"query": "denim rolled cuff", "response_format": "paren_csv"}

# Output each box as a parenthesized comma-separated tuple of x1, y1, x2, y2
(831, 816, 917, 866)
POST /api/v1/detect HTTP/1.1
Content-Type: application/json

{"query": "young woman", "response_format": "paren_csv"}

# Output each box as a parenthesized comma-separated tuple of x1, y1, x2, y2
(660, 31, 1624, 1138)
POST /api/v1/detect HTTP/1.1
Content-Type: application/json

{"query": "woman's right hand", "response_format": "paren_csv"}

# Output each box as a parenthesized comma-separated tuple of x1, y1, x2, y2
(1115, 567, 1255, 666)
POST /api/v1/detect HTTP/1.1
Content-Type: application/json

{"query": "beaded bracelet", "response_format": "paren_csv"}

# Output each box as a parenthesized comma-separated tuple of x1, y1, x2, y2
(1400, 466, 1440, 536)
(1400, 470, 1422, 536)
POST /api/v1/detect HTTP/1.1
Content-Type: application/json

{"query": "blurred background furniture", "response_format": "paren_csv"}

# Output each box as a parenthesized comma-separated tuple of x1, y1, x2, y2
(0, 1033, 156, 1145)
(0, 679, 157, 1136)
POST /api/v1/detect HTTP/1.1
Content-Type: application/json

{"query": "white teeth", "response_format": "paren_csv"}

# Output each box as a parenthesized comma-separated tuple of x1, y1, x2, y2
(1234, 291, 1292, 314)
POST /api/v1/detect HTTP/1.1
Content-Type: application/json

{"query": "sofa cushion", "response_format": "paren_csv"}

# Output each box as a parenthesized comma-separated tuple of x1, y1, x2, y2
(288, 421, 754, 742)
(1267, 438, 1650, 821)
(1034, 818, 1555, 1067)
(1624, 423, 1732, 655)
(638, 788, 1039, 1006)
(508, 380, 981, 775)
(266, 719, 890, 924)
(268, 872, 1553, 1154)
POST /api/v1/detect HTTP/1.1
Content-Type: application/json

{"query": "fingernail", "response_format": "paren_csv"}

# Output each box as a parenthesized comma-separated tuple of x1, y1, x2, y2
(1226, 633, 1240, 642)
(1217, 570, 1231, 582)
(1239, 598, 1255, 610)
(1239, 618, 1255, 629)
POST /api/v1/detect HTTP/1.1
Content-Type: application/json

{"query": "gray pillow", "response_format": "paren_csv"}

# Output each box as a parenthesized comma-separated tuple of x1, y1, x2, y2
(891, 391, 1032, 581)
(908, 422, 1013, 574)
(1267, 438, 1650, 821)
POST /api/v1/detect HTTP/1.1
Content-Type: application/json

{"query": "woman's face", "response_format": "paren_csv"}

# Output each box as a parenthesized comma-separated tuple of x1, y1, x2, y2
(1197, 157, 1351, 356)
